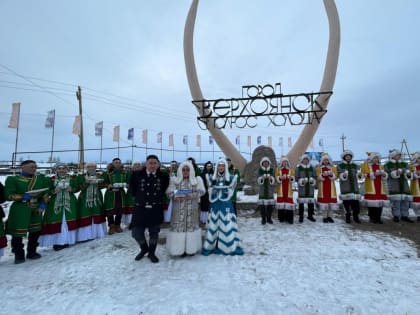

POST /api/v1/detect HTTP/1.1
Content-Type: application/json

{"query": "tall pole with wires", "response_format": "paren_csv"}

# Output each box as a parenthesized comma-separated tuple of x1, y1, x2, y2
(76, 86, 84, 172)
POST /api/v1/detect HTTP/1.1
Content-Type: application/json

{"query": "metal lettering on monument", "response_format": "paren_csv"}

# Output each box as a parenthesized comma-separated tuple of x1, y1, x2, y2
(193, 83, 332, 130)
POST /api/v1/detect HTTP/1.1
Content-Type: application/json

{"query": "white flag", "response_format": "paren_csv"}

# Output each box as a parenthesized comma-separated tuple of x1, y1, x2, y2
(113, 125, 120, 142)
(157, 132, 162, 144)
(196, 135, 201, 147)
(142, 129, 148, 144)
(169, 134, 174, 147)
(8, 102, 20, 128)
(72, 115, 81, 135)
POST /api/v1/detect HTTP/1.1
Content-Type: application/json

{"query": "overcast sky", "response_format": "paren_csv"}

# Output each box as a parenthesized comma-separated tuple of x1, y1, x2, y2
(1, 0, 419, 165)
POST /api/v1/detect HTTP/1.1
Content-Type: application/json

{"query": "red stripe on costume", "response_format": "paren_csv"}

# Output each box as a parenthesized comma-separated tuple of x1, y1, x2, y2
(123, 206, 134, 215)
(42, 220, 78, 235)
(0, 236, 7, 248)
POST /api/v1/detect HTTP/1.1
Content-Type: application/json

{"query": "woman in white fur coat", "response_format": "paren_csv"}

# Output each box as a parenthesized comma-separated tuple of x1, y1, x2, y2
(165, 161, 205, 256)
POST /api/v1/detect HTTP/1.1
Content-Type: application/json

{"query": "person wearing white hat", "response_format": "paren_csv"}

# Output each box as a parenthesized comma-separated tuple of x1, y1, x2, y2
(202, 158, 243, 256)
(360, 152, 389, 223)
(337, 150, 362, 224)
(165, 160, 205, 257)
(316, 153, 339, 223)
(275, 156, 295, 224)
(39, 163, 78, 251)
(409, 152, 420, 221)
(384, 149, 413, 223)
(295, 154, 317, 223)
(257, 157, 276, 225)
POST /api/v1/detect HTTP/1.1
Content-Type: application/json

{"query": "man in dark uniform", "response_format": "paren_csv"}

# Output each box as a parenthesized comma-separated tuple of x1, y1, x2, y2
(129, 155, 169, 263)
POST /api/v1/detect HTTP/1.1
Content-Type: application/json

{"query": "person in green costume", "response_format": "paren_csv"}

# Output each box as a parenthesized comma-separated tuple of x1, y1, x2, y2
(39, 164, 79, 251)
(4, 160, 50, 264)
(75, 162, 107, 242)
(102, 158, 129, 234)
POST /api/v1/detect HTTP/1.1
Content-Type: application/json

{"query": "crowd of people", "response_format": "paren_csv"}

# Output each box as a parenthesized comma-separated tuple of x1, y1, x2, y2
(0, 155, 243, 264)
(1, 148, 419, 265)
(256, 149, 420, 226)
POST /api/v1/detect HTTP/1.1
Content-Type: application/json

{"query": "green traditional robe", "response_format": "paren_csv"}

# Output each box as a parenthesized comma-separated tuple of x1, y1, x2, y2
(75, 174, 106, 227)
(42, 175, 79, 235)
(102, 169, 129, 214)
(5, 174, 51, 237)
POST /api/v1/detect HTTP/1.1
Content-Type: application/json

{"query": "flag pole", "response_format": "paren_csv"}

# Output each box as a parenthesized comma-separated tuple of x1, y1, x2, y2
(12, 107, 21, 174)
(49, 110, 55, 169)
(131, 138, 134, 162)
(100, 132, 103, 168)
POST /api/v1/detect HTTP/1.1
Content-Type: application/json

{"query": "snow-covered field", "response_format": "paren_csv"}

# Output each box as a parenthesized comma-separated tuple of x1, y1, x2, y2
(1, 214, 420, 315)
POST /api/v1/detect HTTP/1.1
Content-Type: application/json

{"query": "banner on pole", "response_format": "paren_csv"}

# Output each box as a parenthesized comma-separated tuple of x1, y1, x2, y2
(268, 136, 272, 147)
(157, 132, 162, 144)
(142, 129, 148, 144)
(113, 125, 120, 142)
(288, 137, 292, 148)
(72, 115, 81, 136)
(235, 135, 240, 145)
(8, 102, 20, 128)
(247, 136, 251, 147)
(169, 134, 174, 147)
(95, 121, 103, 136)
(183, 135, 188, 145)
(128, 128, 134, 140)
(257, 136, 261, 145)
(209, 136, 214, 145)
(45, 110, 55, 128)
(196, 135, 201, 147)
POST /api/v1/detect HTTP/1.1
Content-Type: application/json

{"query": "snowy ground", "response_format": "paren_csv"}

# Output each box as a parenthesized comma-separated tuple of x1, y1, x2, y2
(2, 177, 420, 314)
(1, 214, 420, 315)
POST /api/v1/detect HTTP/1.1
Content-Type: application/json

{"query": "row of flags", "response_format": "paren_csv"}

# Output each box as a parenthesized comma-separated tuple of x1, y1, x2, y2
(8, 103, 325, 149)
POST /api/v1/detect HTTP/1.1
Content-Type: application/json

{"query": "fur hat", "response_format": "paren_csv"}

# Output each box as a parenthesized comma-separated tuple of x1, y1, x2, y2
(175, 160, 197, 185)
(341, 150, 353, 161)
(389, 149, 401, 160)
(367, 152, 381, 162)
(299, 154, 310, 164)
(259, 157, 272, 169)
(213, 158, 230, 181)
(410, 152, 420, 164)
(320, 153, 332, 164)
(279, 156, 290, 168)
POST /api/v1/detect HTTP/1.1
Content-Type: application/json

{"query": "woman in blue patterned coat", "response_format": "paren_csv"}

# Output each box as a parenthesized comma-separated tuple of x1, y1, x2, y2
(202, 158, 243, 256)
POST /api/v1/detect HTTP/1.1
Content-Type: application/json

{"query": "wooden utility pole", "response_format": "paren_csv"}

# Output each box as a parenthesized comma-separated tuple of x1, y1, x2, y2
(76, 86, 84, 172)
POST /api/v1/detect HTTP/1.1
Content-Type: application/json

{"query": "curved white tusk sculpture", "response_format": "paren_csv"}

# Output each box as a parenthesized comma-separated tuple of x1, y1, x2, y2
(184, 0, 340, 171)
